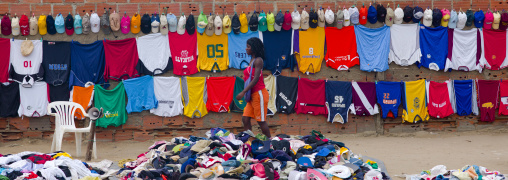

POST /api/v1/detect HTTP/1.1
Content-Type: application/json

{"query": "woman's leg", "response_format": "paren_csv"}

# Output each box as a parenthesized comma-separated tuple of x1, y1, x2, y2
(257, 121, 271, 138)
(242, 116, 252, 131)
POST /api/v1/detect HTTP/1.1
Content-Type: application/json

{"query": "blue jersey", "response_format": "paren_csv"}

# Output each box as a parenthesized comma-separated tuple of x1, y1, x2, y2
(419, 25, 448, 71)
(262, 30, 295, 74)
(453, 80, 474, 116)
(123, 75, 158, 113)
(325, 81, 352, 124)
(228, 31, 259, 69)
(355, 25, 390, 72)
(69, 41, 106, 89)
(375, 81, 402, 118)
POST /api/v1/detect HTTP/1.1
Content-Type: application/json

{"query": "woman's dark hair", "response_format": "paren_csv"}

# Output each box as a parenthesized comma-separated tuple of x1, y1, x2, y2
(247, 37, 265, 60)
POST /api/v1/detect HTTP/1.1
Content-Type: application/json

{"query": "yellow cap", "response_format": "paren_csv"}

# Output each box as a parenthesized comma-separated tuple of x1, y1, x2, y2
(38, 15, 47, 35)
(131, 14, 141, 34)
(239, 13, 248, 33)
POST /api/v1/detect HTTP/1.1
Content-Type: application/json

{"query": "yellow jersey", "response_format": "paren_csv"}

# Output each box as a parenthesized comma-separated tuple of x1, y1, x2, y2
(197, 33, 229, 72)
(296, 27, 325, 73)
(182, 77, 208, 118)
(402, 79, 429, 123)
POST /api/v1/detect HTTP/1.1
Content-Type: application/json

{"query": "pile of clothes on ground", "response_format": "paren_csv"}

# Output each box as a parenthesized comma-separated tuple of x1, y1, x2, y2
(407, 165, 506, 180)
(116, 128, 391, 180)
(0, 151, 111, 180)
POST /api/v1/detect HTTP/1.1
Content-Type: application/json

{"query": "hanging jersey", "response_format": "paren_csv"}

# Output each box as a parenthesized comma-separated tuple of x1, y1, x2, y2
(453, 80, 479, 116)
(325, 81, 352, 124)
(476, 80, 500, 122)
(136, 33, 172, 76)
(402, 79, 429, 123)
(228, 31, 260, 69)
(293, 29, 299, 53)
(94, 82, 127, 128)
(419, 25, 448, 71)
(69, 84, 94, 119)
(375, 81, 402, 119)
(123, 75, 158, 113)
(42, 41, 71, 86)
(499, 80, 508, 115)
(103, 38, 140, 81)
(150, 77, 183, 117)
(264, 75, 277, 115)
(9, 40, 43, 85)
(479, 29, 508, 70)
(18, 82, 48, 117)
(389, 24, 421, 66)
(276, 76, 298, 114)
(263, 30, 295, 74)
(169, 31, 199, 75)
(48, 83, 70, 102)
(355, 25, 390, 72)
(0, 38, 10, 83)
(197, 33, 229, 72)
(182, 77, 208, 118)
(445, 28, 482, 72)
(426, 81, 454, 118)
(230, 76, 247, 113)
(297, 27, 325, 73)
(69, 41, 106, 89)
(324, 26, 359, 71)
(206, 77, 235, 113)
(295, 78, 327, 115)
(350, 81, 379, 116)
(0, 83, 19, 117)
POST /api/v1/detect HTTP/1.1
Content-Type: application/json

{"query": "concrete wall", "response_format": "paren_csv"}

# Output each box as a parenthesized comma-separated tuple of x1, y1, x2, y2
(1, 0, 508, 142)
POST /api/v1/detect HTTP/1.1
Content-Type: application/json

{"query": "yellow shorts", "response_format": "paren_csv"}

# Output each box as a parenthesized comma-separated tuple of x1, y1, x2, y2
(243, 88, 269, 122)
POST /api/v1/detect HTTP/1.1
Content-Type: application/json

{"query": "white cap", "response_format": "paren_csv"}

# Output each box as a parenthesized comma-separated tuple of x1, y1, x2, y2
(11, 17, 20, 36)
(343, 8, 350, 26)
(394, 7, 404, 24)
(177, 15, 186, 35)
(160, 15, 168, 35)
(214, 15, 222, 36)
(300, 10, 309, 30)
(457, 12, 467, 29)
(423, 9, 433, 27)
(151, 20, 160, 33)
(325, 9, 334, 25)
(318, 9, 326, 27)
(90, 13, 100, 33)
(291, 11, 301, 29)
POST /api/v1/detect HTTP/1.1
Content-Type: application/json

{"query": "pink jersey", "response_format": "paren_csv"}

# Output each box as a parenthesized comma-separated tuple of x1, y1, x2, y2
(499, 80, 508, 115)
(243, 65, 265, 92)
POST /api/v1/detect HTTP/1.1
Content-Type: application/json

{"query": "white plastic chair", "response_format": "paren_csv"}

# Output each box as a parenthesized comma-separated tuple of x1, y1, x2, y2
(47, 101, 97, 159)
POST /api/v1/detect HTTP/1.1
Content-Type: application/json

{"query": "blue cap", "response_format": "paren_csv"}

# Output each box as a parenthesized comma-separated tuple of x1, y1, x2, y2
(474, 10, 485, 28)
(316, 148, 331, 157)
(74, 15, 82, 34)
(55, 14, 65, 33)
(367, 5, 377, 24)
(297, 157, 314, 168)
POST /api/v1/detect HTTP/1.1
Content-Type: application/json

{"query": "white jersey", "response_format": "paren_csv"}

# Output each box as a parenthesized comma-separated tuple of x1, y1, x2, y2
(389, 24, 421, 66)
(445, 28, 482, 72)
(18, 82, 48, 117)
(150, 77, 183, 117)
(136, 33, 171, 75)
(9, 40, 43, 82)
(264, 74, 277, 116)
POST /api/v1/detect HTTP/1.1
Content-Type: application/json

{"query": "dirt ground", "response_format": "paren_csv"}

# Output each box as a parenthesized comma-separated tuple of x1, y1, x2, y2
(1, 128, 507, 178)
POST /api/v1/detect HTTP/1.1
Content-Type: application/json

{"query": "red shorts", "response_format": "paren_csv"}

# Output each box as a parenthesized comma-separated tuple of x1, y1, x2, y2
(427, 81, 454, 118)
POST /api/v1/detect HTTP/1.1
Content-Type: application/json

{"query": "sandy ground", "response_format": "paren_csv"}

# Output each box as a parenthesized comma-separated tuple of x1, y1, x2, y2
(1, 129, 508, 178)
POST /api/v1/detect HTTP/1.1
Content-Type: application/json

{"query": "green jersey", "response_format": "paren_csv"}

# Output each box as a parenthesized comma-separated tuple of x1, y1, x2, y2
(94, 82, 127, 128)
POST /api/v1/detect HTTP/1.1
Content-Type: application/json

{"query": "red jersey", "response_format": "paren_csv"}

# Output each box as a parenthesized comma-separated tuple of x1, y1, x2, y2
(243, 65, 265, 92)
(295, 78, 327, 115)
(427, 81, 454, 118)
(0, 38, 9, 83)
(206, 77, 235, 112)
(499, 80, 508, 115)
(324, 26, 359, 71)
(103, 38, 140, 81)
(168, 31, 199, 76)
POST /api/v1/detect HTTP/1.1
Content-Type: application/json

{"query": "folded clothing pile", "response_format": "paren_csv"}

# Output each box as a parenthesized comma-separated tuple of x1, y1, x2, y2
(407, 165, 506, 180)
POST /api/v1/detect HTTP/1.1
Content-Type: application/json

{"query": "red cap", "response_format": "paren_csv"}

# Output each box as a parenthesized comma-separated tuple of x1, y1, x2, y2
(282, 12, 292, 30)
(20, 15, 29, 36)
(360, 7, 368, 25)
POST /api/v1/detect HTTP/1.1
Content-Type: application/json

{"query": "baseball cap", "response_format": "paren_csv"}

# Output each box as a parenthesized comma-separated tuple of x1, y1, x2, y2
(176, 15, 186, 35)
(55, 14, 65, 34)
(291, 11, 300, 29)
(266, 12, 275, 31)
(309, 10, 318, 28)
(466, 9, 474, 27)
(367, 5, 377, 24)
(101, 11, 111, 35)
(359, 6, 368, 24)
(325, 9, 334, 26)
(151, 15, 160, 33)
(385, 7, 394, 26)
(349, 7, 359, 24)
(448, 10, 458, 28)
(500, 12, 508, 30)
(423, 9, 433, 27)
(283, 12, 291, 30)
(167, 13, 177, 32)
(441, 9, 450, 27)
(64, 14, 74, 35)
(394, 7, 404, 24)
(185, 14, 195, 35)
(197, 13, 207, 34)
(231, 14, 241, 34)
(74, 14, 82, 35)
(484, 11, 494, 29)
(29, 16, 38, 35)
(1, 15, 11, 35)
(11, 17, 20, 36)
(140, 14, 151, 34)
(121, 15, 130, 34)
(317, 9, 326, 27)
(492, 12, 501, 29)
(110, 11, 120, 32)
(274, 11, 284, 31)
(46, 15, 56, 35)
(413, 6, 424, 23)
(403, 6, 413, 22)
(160, 14, 168, 35)
(223, 15, 232, 33)
(38, 15, 46, 35)
(82, 13, 90, 34)
(239, 13, 248, 33)
(343, 8, 351, 26)
(130, 13, 141, 34)
(258, 12, 267, 31)
(432, 8, 443, 27)
(214, 15, 222, 35)
(377, 4, 387, 23)
(19, 15, 29, 36)
(300, 10, 309, 29)
(205, 15, 214, 36)
(336, 10, 344, 29)
(249, 12, 259, 31)
(297, 157, 314, 168)
(457, 11, 467, 29)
